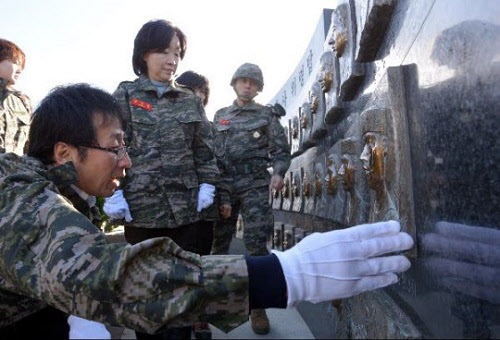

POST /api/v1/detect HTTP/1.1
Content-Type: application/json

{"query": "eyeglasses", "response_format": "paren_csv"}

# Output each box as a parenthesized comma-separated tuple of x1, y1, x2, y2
(78, 144, 130, 160)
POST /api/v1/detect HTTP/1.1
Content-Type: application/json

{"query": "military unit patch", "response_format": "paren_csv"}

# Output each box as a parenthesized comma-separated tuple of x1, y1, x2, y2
(130, 98, 153, 111)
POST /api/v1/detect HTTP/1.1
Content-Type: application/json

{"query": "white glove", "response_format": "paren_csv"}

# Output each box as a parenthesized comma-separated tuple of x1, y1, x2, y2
(68, 315, 111, 339)
(103, 189, 132, 222)
(273, 220, 414, 307)
(197, 183, 215, 212)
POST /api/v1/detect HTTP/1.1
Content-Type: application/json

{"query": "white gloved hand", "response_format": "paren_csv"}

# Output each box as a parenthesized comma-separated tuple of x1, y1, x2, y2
(68, 315, 111, 339)
(197, 183, 215, 212)
(273, 220, 414, 307)
(103, 189, 132, 222)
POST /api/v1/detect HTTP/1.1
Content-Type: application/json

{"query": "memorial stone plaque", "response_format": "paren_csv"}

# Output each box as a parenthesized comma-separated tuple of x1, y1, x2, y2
(272, 181, 283, 211)
(310, 81, 328, 141)
(354, 0, 396, 62)
(272, 223, 284, 251)
(320, 51, 344, 125)
(291, 115, 301, 156)
(302, 165, 314, 215)
(283, 226, 294, 250)
(339, 137, 368, 226)
(281, 171, 293, 211)
(292, 165, 304, 213)
(269, 3, 499, 337)
(328, 0, 365, 101)
(299, 101, 315, 151)
(314, 154, 328, 219)
(325, 141, 346, 224)
(293, 227, 305, 246)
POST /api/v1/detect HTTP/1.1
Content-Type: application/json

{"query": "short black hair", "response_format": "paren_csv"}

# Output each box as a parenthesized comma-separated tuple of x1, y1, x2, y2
(0, 38, 25, 69)
(132, 20, 187, 76)
(176, 71, 210, 106)
(28, 84, 125, 165)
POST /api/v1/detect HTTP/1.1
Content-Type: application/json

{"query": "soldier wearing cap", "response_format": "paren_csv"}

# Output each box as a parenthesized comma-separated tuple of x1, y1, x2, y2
(0, 39, 31, 156)
(211, 62, 291, 334)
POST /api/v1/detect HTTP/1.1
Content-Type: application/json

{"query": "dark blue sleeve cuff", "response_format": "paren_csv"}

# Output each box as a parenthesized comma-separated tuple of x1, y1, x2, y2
(245, 253, 287, 310)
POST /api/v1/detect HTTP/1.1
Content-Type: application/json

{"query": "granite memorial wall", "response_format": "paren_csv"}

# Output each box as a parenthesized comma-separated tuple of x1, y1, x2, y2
(268, 1, 499, 338)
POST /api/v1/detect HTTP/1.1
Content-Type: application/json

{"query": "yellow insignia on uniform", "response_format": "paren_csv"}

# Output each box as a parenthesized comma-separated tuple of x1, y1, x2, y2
(253, 131, 261, 138)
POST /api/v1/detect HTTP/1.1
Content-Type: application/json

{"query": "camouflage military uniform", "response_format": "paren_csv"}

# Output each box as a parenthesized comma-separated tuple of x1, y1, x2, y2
(0, 152, 248, 334)
(113, 75, 229, 229)
(211, 101, 291, 256)
(0, 78, 31, 155)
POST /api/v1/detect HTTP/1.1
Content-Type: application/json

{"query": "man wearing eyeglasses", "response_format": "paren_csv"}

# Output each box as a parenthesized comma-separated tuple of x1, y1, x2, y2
(0, 83, 414, 338)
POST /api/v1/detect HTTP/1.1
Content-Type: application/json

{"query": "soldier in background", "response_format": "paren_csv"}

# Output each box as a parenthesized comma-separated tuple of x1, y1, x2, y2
(176, 70, 229, 340)
(176, 70, 210, 107)
(211, 63, 291, 335)
(176, 69, 232, 244)
(0, 38, 31, 155)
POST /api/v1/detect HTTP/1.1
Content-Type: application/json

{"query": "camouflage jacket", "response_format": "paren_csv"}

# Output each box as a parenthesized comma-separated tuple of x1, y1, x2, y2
(213, 100, 291, 194)
(0, 78, 31, 155)
(0, 153, 249, 333)
(113, 75, 228, 228)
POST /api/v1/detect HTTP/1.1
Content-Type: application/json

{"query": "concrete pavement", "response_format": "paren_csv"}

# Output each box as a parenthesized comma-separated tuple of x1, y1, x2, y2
(110, 307, 314, 339)
(211, 308, 314, 339)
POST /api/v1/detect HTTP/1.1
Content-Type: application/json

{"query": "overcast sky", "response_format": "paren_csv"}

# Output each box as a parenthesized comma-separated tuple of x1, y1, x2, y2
(2, 0, 334, 119)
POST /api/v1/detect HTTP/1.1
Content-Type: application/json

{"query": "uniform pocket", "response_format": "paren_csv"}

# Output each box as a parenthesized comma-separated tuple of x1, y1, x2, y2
(214, 124, 230, 157)
(125, 170, 161, 193)
(124, 170, 163, 224)
(175, 110, 202, 148)
(242, 120, 269, 153)
(176, 112, 202, 124)
(130, 108, 157, 149)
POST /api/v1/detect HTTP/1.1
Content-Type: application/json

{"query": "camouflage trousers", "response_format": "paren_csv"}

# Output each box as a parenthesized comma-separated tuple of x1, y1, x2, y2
(211, 186, 273, 256)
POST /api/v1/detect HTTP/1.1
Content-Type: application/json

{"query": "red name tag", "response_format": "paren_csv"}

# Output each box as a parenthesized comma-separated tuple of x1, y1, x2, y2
(130, 99, 153, 112)
(220, 120, 230, 125)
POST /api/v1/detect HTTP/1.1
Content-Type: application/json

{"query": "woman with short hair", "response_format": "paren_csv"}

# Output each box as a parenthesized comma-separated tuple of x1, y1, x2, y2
(108, 19, 229, 340)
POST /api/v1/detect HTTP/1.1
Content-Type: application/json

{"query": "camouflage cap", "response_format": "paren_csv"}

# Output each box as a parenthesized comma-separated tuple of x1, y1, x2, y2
(230, 63, 264, 91)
